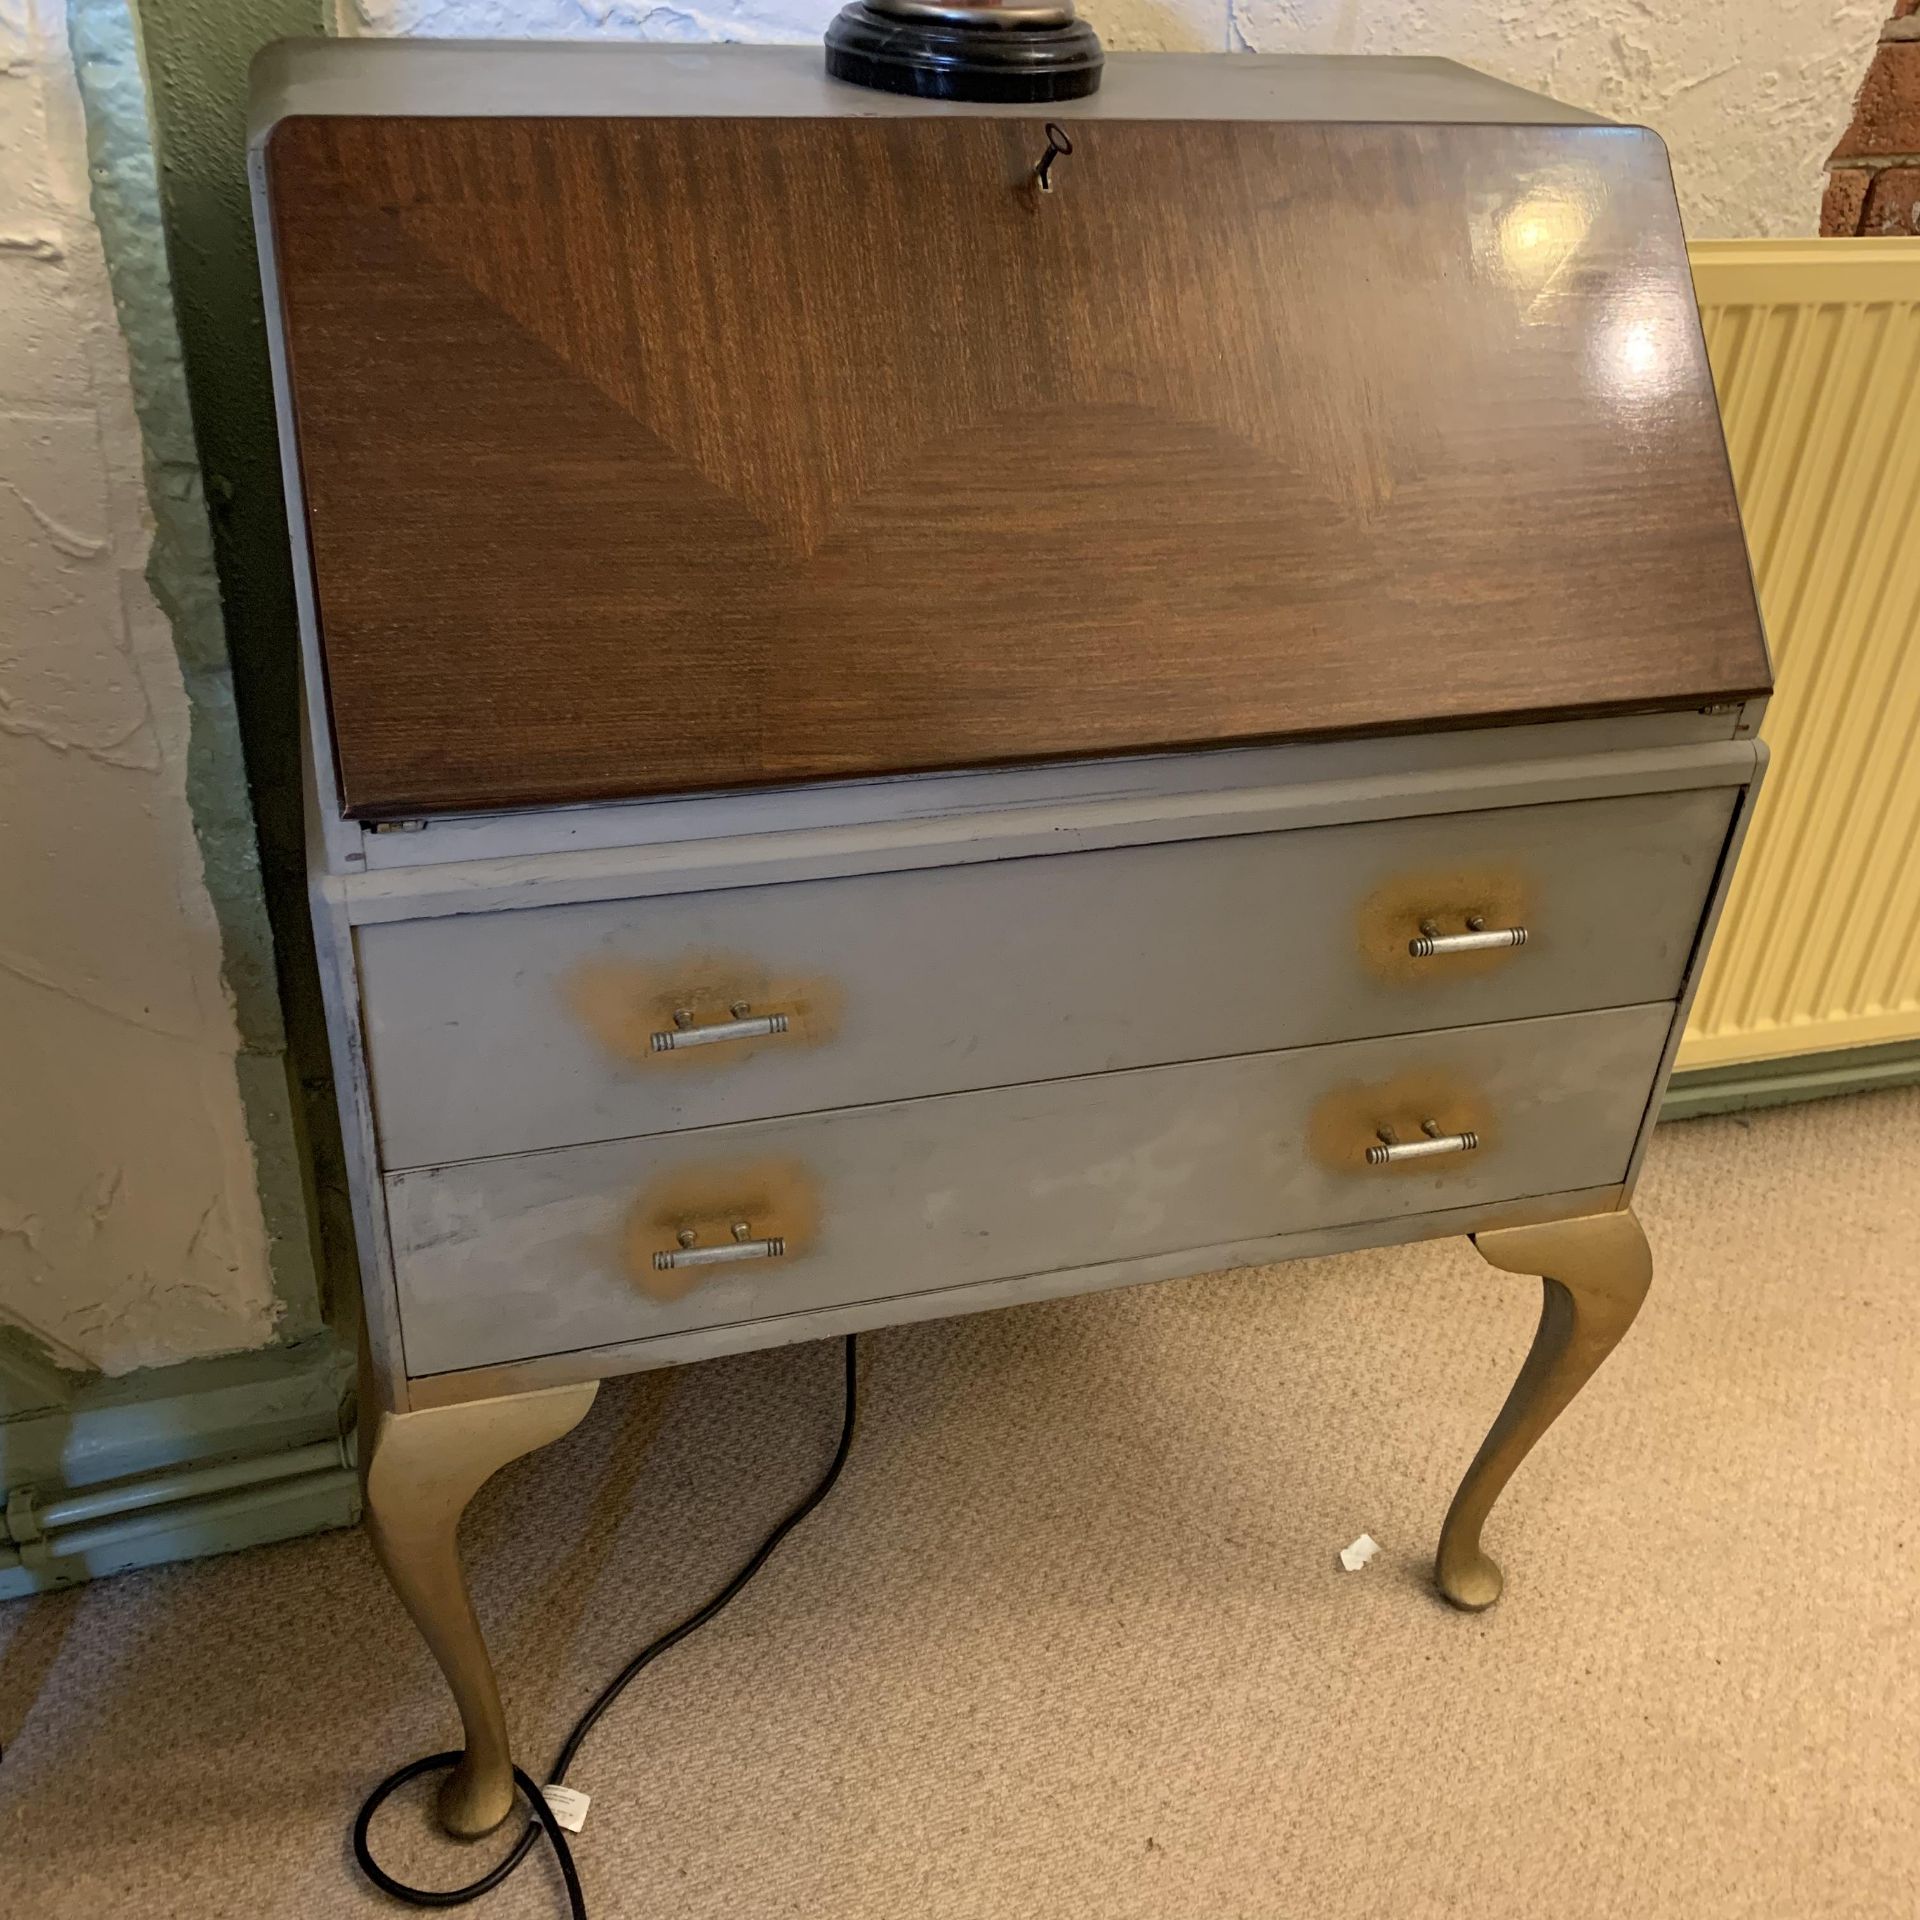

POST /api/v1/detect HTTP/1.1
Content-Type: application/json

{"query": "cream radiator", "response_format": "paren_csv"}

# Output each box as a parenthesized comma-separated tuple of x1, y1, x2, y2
(1679, 240, 1920, 1071)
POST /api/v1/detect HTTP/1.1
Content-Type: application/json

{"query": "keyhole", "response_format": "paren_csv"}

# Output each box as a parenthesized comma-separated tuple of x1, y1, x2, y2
(1035, 123, 1073, 194)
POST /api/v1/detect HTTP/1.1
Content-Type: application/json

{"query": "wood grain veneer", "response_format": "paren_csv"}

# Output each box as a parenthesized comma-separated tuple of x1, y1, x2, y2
(266, 114, 1770, 818)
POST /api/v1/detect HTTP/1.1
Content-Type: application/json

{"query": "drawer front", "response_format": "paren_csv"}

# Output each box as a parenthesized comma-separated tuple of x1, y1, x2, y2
(360, 788, 1731, 1170)
(387, 1004, 1671, 1376)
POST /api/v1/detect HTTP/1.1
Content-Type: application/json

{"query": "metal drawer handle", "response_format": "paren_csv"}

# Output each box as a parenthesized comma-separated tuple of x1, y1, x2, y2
(653, 1221, 787, 1272)
(1409, 916, 1528, 958)
(1366, 1119, 1481, 1166)
(650, 1002, 790, 1053)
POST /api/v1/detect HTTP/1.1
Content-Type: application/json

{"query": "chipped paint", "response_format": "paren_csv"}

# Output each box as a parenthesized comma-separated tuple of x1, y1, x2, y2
(340, 0, 1876, 237)
(0, 232, 67, 262)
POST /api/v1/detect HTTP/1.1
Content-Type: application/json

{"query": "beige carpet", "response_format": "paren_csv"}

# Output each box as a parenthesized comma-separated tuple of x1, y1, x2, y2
(4, 1088, 1918, 1919)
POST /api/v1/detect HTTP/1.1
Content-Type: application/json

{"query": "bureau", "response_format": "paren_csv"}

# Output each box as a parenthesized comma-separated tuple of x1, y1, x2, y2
(252, 31, 1770, 1846)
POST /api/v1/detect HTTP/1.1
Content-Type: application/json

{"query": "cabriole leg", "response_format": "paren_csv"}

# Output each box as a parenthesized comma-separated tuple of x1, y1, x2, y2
(1436, 1209, 1652, 1612)
(361, 1381, 599, 1837)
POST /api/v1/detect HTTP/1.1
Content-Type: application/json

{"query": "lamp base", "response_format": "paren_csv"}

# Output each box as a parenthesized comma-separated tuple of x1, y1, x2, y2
(824, 2, 1105, 103)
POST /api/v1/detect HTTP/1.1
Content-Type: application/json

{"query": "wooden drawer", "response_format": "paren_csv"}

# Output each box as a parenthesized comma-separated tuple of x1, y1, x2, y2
(359, 788, 1732, 1170)
(386, 1004, 1671, 1376)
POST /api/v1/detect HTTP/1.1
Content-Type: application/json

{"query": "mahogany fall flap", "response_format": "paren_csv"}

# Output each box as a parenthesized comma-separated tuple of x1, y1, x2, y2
(265, 111, 1768, 819)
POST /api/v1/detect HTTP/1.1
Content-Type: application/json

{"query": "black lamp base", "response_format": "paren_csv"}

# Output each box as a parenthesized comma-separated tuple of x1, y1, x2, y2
(824, 3, 1105, 104)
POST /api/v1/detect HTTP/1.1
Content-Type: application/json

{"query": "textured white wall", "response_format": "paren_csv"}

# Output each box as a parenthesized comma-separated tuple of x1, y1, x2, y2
(336, 0, 1881, 238)
(0, 0, 281, 1372)
(1228, 2, 1885, 241)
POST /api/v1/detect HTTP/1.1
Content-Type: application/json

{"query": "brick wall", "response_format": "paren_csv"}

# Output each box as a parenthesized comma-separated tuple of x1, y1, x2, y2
(1825, 2, 1920, 234)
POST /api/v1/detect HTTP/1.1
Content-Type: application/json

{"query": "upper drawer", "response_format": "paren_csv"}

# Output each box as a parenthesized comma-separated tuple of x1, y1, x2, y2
(358, 786, 1733, 1170)
(264, 112, 1766, 817)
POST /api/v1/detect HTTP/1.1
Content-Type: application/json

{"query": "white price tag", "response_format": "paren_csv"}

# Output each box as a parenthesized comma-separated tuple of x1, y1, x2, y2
(543, 1784, 591, 1834)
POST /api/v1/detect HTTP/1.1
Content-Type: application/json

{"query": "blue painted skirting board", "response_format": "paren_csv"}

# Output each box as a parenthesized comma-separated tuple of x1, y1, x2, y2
(0, 1334, 356, 1599)
(1663, 1038, 1920, 1121)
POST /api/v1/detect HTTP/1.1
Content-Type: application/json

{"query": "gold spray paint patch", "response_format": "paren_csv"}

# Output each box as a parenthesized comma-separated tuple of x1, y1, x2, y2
(1353, 861, 1533, 986)
(566, 948, 845, 1072)
(1308, 1066, 1495, 1177)
(622, 1155, 820, 1302)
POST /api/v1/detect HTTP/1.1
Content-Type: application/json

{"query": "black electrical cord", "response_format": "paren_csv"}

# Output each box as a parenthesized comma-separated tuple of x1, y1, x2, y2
(353, 1333, 860, 1918)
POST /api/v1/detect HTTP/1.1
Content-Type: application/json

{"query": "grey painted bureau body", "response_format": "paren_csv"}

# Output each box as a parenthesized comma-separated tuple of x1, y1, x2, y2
(251, 37, 1770, 1844)
(305, 707, 1761, 1405)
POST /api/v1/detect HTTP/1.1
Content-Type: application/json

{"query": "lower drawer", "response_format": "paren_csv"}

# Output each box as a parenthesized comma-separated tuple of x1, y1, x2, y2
(388, 1004, 1671, 1377)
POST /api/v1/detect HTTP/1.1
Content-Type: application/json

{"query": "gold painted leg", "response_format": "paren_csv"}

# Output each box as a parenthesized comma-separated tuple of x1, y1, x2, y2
(1435, 1208, 1652, 1613)
(361, 1381, 599, 1837)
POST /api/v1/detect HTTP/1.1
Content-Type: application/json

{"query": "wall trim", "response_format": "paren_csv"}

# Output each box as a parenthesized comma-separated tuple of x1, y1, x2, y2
(1663, 1039, 1920, 1121)
(0, 1333, 355, 1598)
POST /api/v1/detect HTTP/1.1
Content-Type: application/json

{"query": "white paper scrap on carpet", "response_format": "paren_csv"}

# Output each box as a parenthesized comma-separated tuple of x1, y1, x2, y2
(1339, 1534, 1381, 1572)
(543, 1784, 591, 1833)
